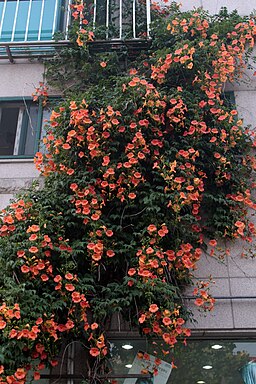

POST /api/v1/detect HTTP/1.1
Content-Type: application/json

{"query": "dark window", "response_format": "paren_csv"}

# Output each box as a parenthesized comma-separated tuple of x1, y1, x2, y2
(0, 101, 41, 156)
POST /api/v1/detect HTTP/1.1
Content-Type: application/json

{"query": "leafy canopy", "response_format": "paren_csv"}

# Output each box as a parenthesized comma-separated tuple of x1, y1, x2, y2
(0, 2, 256, 383)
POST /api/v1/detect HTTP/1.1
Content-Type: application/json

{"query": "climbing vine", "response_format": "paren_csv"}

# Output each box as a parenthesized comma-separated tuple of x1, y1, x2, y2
(0, 1, 256, 383)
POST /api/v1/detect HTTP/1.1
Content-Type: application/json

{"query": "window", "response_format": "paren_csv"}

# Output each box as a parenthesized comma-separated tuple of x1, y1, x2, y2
(37, 338, 256, 383)
(0, 100, 42, 157)
(107, 338, 256, 384)
(0, 0, 67, 42)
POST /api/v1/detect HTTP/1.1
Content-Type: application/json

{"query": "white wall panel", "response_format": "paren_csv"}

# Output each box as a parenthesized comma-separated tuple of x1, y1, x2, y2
(0, 63, 44, 97)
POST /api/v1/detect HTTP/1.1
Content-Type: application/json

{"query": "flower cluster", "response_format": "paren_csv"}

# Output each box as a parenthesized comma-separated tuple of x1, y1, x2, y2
(70, 1, 94, 46)
(32, 82, 49, 107)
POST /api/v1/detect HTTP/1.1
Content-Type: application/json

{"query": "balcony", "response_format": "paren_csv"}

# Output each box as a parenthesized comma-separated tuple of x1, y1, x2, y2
(0, 0, 151, 62)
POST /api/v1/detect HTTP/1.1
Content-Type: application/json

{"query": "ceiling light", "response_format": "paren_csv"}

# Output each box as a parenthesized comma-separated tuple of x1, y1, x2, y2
(203, 365, 212, 370)
(122, 344, 133, 350)
(125, 364, 133, 368)
(211, 344, 223, 350)
(197, 381, 206, 384)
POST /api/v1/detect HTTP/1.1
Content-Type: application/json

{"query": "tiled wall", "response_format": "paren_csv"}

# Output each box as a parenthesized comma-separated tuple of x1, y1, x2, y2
(187, 43, 256, 330)
(180, 0, 256, 15)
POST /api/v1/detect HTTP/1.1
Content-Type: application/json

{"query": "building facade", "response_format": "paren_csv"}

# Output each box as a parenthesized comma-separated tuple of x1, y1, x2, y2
(1, 1, 256, 383)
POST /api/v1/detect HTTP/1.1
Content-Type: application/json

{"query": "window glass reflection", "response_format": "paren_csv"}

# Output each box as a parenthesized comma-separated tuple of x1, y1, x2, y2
(27, 1, 41, 40)
(108, 339, 256, 384)
(0, 0, 62, 42)
(14, 1, 30, 41)
(40, 0, 56, 40)
(24, 105, 39, 155)
(1, 1, 16, 41)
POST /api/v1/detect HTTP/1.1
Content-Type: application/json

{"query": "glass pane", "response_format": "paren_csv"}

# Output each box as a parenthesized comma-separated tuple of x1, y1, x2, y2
(1, 1, 16, 41)
(40, 0, 56, 40)
(0, 2, 3, 30)
(14, 1, 30, 41)
(27, 0, 42, 40)
(34, 339, 256, 384)
(0, 0, 64, 42)
(0, 107, 19, 155)
(107, 339, 256, 384)
(170, 340, 252, 384)
(39, 107, 51, 153)
(24, 104, 39, 155)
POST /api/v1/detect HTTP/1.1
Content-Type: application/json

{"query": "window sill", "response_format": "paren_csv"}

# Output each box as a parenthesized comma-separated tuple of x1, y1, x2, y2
(0, 157, 34, 163)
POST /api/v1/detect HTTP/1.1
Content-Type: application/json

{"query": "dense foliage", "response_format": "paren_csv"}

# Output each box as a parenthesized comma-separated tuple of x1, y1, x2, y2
(1, 2, 256, 383)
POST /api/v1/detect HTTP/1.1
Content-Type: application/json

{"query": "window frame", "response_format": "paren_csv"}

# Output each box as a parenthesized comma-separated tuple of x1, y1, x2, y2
(0, 97, 43, 159)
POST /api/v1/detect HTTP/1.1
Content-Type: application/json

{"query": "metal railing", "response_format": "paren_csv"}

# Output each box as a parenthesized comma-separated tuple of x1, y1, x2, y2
(93, 0, 151, 39)
(91, 0, 151, 39)
(0, 0, 151, 43)
(0, 0, 151, 61)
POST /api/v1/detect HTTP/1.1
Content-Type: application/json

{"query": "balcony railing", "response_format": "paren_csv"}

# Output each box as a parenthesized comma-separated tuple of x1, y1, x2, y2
(0, 0, 151, 61)
(90, 0, 151, 39)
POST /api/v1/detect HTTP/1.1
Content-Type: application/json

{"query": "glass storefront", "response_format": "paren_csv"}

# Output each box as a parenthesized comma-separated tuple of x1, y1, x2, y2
(35, 338, 256, 383)
(107, 339, 256, 384)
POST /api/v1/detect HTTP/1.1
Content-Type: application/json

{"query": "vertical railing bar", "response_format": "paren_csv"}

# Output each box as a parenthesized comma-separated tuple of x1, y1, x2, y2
(106, 0, 109, 39)
(79, 0, 84, 29)
(119, 0, 122, 39)
(52, 0, 59, 38)
(38, 0, 45, 40)
(0, 0, 7, 38)
(25, 0, 33, 41)
(146, 0, 151, 38)
(12, 0, 20, 42)
(132, 0, 136, 38)
(93, 0, 97, 30)
(65, 0, 72, 40)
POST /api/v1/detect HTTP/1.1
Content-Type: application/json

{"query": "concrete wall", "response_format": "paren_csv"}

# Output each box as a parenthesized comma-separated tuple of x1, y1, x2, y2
(0, 62, 45, 98)
(0, 159, 40, 209)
